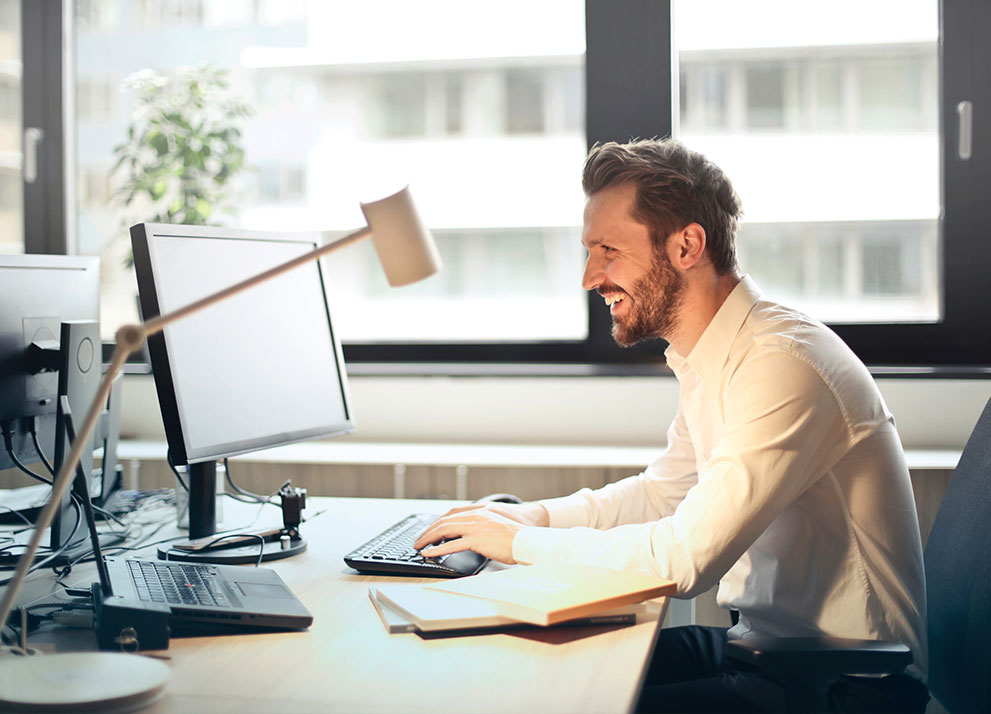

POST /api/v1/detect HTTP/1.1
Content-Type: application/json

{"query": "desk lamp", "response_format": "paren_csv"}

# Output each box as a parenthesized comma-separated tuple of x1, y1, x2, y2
(0, 186, 441, 712)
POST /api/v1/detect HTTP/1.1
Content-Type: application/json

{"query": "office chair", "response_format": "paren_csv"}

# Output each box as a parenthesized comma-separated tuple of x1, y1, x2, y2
(725, 393, 991, 713)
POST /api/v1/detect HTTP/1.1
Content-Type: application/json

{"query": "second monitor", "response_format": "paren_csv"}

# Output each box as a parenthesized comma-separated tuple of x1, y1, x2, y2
(131, 223, 355, 561)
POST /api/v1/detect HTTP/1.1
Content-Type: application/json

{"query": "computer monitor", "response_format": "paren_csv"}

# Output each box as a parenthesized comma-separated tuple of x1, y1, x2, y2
(0, 254, 106, 553)
(131, 223, 355, 562)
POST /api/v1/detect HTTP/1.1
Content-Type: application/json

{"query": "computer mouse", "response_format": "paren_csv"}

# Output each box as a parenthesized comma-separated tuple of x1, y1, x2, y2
(474, 492, 523, 505)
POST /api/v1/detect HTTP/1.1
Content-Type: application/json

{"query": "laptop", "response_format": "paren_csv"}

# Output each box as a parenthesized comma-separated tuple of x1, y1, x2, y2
(70, 458, 312, 635)
(100, 555, 313, 633)
(36, 396, 307, 644)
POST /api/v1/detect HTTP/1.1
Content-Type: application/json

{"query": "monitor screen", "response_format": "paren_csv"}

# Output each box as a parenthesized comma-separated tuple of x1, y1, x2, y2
(131, 224, 354, 467)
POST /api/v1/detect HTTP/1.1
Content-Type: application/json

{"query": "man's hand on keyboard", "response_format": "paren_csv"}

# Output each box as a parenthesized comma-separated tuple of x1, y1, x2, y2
(413, 502, 547, 564)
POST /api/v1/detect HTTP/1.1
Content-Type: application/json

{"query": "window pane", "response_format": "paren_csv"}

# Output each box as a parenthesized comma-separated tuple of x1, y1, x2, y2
(505, 69, 545, 134)
(745, 64, 786, 129)
(0, 0, 22, 253)
(73, 0, 588, 342)
(674, 0, 939, 324)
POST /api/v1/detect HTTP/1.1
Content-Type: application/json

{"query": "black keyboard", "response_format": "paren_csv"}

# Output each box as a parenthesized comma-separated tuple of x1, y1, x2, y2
(128, 559, 232, 607)
(344, 513, 488, 578)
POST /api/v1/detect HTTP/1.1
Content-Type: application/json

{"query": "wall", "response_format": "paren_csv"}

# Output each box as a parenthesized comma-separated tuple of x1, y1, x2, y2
(120, 373, 991, 450)
(116, 372, 976, 634)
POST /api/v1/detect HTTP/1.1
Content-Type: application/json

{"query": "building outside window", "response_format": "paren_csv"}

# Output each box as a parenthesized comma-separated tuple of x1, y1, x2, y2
(674, 0, 939, 325)
(72, 0, 589, 343)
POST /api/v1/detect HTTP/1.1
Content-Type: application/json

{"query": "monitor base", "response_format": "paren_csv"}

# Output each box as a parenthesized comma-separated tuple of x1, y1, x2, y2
(156, 535, 306, 565)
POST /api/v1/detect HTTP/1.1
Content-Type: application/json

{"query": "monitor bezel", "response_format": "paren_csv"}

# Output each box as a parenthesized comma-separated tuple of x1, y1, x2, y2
(131, 222, 355, 466)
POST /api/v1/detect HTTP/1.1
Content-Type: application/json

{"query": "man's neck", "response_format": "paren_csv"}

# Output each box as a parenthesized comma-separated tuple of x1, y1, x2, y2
(665, 271, 741, 356)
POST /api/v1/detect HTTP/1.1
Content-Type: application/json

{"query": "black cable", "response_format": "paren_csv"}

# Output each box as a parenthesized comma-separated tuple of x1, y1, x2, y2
(2, 425, 53, 486)
(0, 496, 84, 585)
(0, 504, 35, 529)
(0, 422, 89, 576)
(166, 532, 267, 567)
(28, 418, 56, 477)
(50, 527, 131, 573)
(24, 419, 126, 532)
(3, 601, 93, 644)
(223, 458, 277, 504)
(166, 449, 190, 492)
(91, 503, 128, 528)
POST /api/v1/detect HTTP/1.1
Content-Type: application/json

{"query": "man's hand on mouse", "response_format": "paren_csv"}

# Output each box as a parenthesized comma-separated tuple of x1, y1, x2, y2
(413, 502, 549, 564)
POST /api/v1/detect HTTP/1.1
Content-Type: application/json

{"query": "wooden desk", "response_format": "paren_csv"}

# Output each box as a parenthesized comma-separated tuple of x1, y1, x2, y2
(26, 497, 667, 714)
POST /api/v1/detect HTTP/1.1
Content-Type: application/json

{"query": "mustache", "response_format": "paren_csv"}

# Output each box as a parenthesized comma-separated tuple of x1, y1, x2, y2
(596, 283, 628, 298)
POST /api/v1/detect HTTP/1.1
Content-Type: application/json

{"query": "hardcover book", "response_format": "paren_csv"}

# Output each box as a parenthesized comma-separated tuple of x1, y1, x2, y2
(425, 562, 676, 626)
(369, 584, 642, 634)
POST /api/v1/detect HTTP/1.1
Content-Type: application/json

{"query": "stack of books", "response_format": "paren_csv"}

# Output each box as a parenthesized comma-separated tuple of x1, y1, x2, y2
(369, 562, 676, 636)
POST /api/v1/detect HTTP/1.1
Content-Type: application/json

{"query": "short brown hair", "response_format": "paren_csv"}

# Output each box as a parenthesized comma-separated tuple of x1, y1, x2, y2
(582, 138, 742, 274)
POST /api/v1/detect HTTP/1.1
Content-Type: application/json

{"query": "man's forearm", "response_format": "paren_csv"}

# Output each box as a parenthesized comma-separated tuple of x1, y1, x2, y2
(522, 501, 550, 527)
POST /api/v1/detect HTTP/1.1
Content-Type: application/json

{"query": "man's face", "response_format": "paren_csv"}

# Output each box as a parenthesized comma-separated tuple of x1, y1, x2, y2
(581, 183, 685, 347)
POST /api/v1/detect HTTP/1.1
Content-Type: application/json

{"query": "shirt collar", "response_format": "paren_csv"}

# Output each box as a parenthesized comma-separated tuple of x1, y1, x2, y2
(664, 275, 762, 384)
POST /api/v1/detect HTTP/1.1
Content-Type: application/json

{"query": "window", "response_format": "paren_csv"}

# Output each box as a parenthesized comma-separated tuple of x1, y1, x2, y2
(0, 0, 20, 253)
(588, 0, 991, 367)
(373, 73, 428, 138)
(75, 0, 118, 30)
(66, 0, 589, 350)
(674, 1, 940, 326)
(13, 0, 991, 369)
(505, 69, 545, 134)
(138, 0, 204, 29)
(444, 75, 464, 135)
(745, 64, 787, 129)
(255, 164, 306, 205)
(76, 77, 116, 122)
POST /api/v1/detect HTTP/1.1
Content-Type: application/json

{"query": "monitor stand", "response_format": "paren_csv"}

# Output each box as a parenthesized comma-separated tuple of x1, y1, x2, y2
(156, 461, 306, 565)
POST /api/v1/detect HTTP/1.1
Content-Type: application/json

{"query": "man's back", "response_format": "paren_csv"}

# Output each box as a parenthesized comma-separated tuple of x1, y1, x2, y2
(713, 282, 927, 675)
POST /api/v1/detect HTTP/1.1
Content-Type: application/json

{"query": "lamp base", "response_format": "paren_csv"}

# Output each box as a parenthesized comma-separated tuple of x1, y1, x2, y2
(0, 652, 169, 713)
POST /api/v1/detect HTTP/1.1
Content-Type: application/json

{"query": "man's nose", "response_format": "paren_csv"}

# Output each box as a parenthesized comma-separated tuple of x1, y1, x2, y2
(582, 254, 602, 292)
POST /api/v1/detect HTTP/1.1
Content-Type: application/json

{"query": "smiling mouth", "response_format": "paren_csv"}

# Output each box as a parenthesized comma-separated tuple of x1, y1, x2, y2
(602, 293, 626, 311)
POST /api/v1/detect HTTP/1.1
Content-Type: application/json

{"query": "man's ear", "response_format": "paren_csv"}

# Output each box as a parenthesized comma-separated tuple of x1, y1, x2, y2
(671, 223, 707, 270)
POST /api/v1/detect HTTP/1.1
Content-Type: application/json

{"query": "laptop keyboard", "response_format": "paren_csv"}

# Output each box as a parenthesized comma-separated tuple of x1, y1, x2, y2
(344, 513, 488, 578)
(128, 559, 232, 607)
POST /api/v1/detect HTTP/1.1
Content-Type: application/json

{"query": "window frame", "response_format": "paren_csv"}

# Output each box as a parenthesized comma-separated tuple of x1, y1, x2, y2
(21, 0, 71, 256)
(22, 0, 991, 372)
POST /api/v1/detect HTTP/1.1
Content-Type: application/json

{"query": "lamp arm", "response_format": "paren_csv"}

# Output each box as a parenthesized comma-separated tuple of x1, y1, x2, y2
(0, 224, 372, 632)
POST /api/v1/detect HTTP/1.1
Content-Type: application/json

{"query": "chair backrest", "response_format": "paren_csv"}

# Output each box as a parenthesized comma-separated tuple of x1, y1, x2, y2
(924, 395, 991, 713)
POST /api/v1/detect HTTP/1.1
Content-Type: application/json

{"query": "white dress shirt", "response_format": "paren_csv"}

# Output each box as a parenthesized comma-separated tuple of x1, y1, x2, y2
(513, 276, 927, 675)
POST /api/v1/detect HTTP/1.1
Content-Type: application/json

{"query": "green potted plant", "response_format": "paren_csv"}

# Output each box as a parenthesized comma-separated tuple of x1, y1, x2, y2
(111, 63, 254, 255)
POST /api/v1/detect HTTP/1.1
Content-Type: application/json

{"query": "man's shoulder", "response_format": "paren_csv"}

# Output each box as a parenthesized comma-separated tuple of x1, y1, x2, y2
(739, 296, 852, 365)
(730, 298, 887, 425)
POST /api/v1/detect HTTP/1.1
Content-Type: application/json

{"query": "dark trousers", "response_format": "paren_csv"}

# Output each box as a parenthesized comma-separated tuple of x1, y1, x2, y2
(636, 626, 930, 714)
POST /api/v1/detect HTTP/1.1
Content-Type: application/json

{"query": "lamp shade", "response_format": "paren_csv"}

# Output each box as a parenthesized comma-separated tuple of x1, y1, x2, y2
(360, 186, 443, 287)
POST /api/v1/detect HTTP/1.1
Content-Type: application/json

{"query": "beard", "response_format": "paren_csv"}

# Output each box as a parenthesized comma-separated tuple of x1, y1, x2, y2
(611, 250, 685, 347)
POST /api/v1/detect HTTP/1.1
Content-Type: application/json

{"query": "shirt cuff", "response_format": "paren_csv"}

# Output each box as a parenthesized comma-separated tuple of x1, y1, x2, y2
(538, 489, 595, 529)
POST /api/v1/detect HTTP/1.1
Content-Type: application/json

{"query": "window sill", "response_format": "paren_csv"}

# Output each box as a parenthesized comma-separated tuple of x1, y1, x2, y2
(116, 360, 991, 379)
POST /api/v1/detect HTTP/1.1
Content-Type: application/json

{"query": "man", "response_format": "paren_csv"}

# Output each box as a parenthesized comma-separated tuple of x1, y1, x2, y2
(414, 139, 928, 713)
